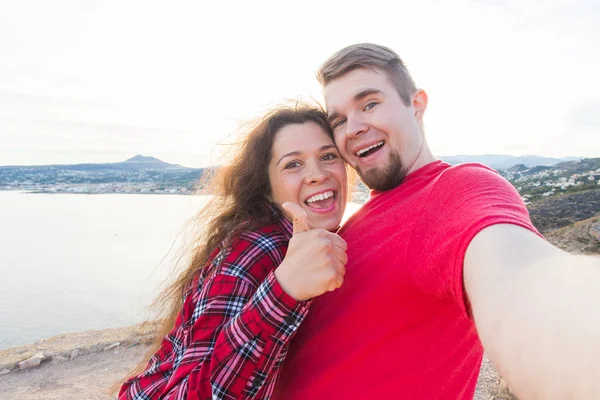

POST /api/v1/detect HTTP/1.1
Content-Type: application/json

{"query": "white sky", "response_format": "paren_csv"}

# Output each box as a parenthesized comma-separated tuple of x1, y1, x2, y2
(0, 0, 598, 167)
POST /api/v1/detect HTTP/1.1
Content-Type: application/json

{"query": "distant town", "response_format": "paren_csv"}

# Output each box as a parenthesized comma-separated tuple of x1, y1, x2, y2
(498, 158, 600, 204)
(1, 154, 599, 205)
(0, 155, 210, 195)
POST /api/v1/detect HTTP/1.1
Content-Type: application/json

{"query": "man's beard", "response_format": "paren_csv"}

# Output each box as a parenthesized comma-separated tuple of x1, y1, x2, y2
(356, 150, 406, 191)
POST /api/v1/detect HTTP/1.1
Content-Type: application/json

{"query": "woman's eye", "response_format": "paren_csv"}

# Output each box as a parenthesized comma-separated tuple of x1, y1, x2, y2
(284, 161, 301, 170)
(364, 102, 377, 111)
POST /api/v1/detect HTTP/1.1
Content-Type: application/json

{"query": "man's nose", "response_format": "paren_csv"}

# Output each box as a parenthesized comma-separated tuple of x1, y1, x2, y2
(345, 115, 368, 139)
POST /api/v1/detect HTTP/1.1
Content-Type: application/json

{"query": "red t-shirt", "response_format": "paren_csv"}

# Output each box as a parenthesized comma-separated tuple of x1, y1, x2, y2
(273, 161, 539, 399)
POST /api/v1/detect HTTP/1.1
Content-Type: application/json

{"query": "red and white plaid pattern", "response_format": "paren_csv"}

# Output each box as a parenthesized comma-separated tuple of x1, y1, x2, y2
(119, 214, 311, 399)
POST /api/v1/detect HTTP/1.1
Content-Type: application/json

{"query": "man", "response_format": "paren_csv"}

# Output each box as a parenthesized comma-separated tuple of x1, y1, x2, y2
(273, 44, 600, 399)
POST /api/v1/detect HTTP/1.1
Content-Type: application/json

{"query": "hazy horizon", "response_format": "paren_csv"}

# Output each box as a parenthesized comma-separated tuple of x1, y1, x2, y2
(0, 152, 592, 169)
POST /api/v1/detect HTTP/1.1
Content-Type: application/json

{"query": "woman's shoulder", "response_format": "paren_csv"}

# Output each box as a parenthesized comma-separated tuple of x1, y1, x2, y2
(238, 220, 291, 245)
(232, 221, 291, 262)
(208, 221, 291, 285)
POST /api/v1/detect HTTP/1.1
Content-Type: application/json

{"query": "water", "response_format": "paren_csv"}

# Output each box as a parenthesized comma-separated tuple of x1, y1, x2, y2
(0, 191, 206, 349)
(0, 191, 360, 349)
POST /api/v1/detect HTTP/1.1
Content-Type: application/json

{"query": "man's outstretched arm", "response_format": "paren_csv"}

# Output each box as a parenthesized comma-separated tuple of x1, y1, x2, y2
(464, 223, 600, 400)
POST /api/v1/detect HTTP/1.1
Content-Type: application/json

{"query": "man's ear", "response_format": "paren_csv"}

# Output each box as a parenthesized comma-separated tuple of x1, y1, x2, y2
(412, 89, 428, 124)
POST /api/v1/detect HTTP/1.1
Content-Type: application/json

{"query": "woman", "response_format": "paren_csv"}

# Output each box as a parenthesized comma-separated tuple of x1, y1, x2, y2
(119, 103, 348, 399)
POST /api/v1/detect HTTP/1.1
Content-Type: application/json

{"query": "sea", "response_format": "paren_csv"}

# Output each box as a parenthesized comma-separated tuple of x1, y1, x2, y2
(0, 191, 359, 349)
(0, 191, 206, 349)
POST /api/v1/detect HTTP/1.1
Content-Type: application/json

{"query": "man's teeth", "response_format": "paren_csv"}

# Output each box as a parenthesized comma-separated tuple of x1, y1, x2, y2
(306, 190, 334, 204)
(356, 141, 384, 156)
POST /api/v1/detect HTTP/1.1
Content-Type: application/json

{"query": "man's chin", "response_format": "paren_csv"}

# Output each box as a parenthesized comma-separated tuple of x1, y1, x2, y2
(357, 152, 405, 191)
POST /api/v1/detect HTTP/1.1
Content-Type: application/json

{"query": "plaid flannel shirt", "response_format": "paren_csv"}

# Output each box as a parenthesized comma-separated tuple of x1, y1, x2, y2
(119, 214, 311, 399)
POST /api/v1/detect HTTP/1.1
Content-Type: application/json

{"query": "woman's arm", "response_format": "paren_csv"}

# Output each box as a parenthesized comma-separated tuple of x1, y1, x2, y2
(120, 231, 310, 400)
(161, 271, 310, 399)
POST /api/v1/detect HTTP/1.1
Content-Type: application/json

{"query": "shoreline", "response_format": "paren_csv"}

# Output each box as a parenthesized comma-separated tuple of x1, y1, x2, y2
(0, 188, 211, 196)
(0, 323, 157, 375)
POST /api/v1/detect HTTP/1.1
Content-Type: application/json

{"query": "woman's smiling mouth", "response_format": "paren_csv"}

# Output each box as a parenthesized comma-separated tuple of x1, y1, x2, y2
(305, 190, 337, 212)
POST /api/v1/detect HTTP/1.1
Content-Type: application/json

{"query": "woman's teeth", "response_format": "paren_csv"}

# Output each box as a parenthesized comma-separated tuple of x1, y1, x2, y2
(306, 190, 334, 204)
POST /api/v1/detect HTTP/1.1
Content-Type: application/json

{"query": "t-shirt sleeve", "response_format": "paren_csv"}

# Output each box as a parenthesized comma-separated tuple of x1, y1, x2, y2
(408, 163, 541, 316)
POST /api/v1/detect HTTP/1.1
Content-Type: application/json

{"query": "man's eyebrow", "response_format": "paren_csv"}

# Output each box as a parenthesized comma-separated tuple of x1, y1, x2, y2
(320, 144, 337, 151)
(354, 88, 382, 101)
(327, 89, 382, 124)
(327, 111, 341, 125)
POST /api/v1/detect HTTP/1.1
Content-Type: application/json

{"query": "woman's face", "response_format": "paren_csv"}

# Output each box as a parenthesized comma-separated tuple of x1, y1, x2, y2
(268, 122, 348, 232)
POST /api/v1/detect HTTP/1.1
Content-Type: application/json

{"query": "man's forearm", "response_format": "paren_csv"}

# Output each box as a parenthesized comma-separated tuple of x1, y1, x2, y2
(465, 224, 600, 399)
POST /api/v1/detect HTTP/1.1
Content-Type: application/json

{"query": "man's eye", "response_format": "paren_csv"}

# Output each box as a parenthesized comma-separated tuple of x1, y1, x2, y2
(364, 102, 377, 111)
(284, 161, 301, 169)
(332, 118, 346, 129)
(321, 152, 338, 161)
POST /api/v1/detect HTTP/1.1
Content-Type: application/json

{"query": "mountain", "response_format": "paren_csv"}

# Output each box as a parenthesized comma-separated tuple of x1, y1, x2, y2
(113, 155, 184, 170)
(0, 155, 183, 172)
(0, 155, 212, 194)
(440, 154, 579, 170)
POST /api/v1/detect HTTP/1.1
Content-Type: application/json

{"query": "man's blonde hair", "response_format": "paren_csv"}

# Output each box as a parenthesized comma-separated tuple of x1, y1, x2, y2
(317, 43, 417, 106)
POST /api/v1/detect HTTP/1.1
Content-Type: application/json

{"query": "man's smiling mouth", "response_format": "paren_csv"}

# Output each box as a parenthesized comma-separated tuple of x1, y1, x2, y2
(356, 141, 384, 158)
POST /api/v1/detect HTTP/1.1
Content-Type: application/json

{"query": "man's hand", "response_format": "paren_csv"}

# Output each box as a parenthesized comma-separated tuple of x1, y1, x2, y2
(274, 202, 347, 301)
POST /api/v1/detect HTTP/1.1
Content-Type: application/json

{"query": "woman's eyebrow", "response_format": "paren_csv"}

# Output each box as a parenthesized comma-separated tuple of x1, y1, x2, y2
(276, 151, 300, 166)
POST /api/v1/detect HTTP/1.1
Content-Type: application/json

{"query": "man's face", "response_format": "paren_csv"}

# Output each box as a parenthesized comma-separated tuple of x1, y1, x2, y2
(324, 68, 426, 191)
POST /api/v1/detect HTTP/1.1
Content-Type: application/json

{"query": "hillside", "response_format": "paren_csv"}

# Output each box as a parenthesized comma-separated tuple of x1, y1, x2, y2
(545, 214, 600, 254)
(495, 158, 600, 255)
(527, 189, 600, 234)
(499, 158, 600, 203)
(494, 158, 599, 254)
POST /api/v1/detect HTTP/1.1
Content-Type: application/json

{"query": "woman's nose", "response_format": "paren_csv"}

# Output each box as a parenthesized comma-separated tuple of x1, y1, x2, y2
(304, 163, 329, 184)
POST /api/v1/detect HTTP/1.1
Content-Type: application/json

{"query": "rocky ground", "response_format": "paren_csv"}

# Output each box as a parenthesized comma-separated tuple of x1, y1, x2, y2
(0, 344, 146, 400)
(0, 324, 157, 400)
(0, 324, 513, 399)
(545, 215, 600, 254)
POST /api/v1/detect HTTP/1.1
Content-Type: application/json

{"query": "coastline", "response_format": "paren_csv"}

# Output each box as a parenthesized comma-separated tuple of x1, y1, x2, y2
(0, 188, 210, 196)
(0, 322, 157, 375)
